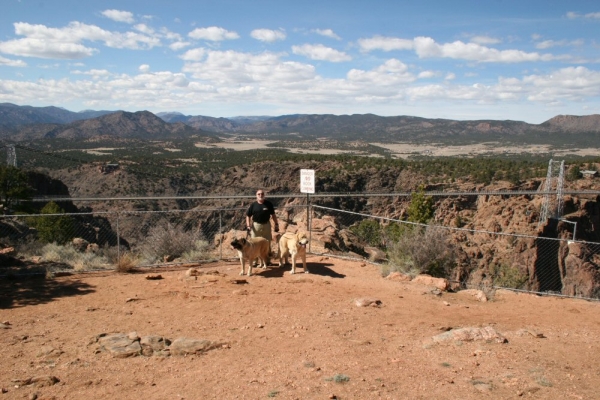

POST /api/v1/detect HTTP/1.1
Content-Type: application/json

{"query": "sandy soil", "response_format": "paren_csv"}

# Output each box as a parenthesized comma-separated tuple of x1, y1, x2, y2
(196, 140, 600, 159)
(2, 256, 599, 400)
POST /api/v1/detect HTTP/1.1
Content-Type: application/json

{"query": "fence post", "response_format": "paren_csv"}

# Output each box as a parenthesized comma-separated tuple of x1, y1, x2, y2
(116, 213, 120, 265)
(219, 209, 223, 260)
(307, 194, 311, 253)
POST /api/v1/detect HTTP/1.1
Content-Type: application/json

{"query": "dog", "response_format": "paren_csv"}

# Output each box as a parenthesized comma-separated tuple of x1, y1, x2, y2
(230, 237, 270, 276)
(278, 231, 309, 274)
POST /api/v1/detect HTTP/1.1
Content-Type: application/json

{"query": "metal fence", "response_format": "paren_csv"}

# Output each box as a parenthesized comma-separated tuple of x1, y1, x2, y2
(1, 200, 600, 301)
(311, 205, 600, 300)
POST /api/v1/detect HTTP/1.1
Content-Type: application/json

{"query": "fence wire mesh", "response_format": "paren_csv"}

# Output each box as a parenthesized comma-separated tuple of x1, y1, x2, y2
(310, 205, 600, 300)
(1, 199, 599, 301)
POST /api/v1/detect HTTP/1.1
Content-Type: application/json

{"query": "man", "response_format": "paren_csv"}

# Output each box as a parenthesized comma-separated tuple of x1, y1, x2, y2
(246, 189, 279, 262)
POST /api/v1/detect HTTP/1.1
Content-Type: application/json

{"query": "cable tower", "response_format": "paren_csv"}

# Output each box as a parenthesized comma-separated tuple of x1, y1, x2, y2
(6, 144, 17, 167)
(538, 159, 565, 226)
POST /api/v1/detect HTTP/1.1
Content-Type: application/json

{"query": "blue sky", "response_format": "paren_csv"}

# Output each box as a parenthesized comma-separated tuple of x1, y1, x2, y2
(1, 0, 599, 123)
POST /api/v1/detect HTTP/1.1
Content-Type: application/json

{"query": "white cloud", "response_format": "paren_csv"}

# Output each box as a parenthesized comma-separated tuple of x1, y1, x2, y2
(445, 72, 456, 80)
(0, 37, 96, 59)
(0, 21, 162, 59)
(312, 29, 341, 40)
(470, 35, 501, 45)
(413, 36, 558, 63)
(358, 35, 562, 63)
(535, 39, 584, 49)
(134, 24, 154, 35)
(0, 55, 27, 67)
(180, 48, 206, 61)
(251, 29, 286, 43)
(188, 27, 239, 41)
(71, 69, 111, 78)
(292, 44, 351, 62)
(169, 41, 191, 51)
(182, 49, 315, 87)
(358, 36, 414, 52)
(139, 64, 150, 73)
(101, 9, 135, 24)
(566, 11, 600, 19)
(417, 70, 437, 79)
(347, 59, 415, 86)
(520, 66, 600, 101)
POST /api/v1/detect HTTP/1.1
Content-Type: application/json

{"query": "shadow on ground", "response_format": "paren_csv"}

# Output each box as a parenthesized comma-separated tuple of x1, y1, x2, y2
(0, 265, 96, 309)
(257, 261, 346, 278)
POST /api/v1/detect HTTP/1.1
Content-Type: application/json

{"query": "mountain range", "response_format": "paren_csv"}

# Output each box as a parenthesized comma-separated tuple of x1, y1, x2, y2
(1, 102, 599, 145)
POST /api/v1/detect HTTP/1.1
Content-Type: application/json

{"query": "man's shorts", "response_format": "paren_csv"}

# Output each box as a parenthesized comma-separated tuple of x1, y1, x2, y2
(251, 222, 272, 241)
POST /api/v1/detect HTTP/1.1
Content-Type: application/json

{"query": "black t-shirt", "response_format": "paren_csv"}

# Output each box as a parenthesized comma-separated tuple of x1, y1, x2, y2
(246, 200, 275, 224)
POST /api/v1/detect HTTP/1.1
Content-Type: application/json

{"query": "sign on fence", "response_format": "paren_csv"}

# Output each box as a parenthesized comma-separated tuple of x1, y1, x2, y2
(300, 169, 315, 193)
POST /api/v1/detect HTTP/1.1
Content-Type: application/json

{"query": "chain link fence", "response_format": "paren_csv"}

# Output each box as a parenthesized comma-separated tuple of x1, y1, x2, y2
(309, 205, 600, 300)
(1, 198, 599, 300)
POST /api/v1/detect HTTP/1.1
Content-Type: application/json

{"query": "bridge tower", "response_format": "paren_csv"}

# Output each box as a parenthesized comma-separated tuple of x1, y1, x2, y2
(538, 159, 565, 226)
(6, 144, 17, 167)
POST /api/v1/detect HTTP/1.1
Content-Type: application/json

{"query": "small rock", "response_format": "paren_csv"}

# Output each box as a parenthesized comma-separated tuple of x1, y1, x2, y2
(354, 298, 382, 307)
(145, 274, 163, 280)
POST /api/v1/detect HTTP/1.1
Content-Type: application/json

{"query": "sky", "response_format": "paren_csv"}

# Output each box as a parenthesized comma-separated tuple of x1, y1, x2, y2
(1, 0, 599, 124)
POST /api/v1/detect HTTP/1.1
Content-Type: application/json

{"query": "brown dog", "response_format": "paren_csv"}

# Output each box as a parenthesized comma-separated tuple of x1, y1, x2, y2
(278, 231, 309, 274)
(230, 237, 270, 276)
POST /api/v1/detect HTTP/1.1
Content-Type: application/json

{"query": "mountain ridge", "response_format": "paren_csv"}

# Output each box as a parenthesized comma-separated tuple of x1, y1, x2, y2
(0, 103, 599, 144)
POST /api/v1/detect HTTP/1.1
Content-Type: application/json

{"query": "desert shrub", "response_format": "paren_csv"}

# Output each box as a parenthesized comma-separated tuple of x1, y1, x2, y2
(387, 224, 456, 278)
(382, 222, 409, 243)
(350, 219, 382, 247)
(139, 223, 204, 263)
(40, 242, 111, 271)
(114, 251, 139, 273)
(490, 263, 528, 289)
(181, 239, 211, 262)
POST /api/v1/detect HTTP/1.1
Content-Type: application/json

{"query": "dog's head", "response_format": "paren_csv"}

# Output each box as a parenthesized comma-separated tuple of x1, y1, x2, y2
(297, 232, 308, 247)
(230, 237, 247, 250)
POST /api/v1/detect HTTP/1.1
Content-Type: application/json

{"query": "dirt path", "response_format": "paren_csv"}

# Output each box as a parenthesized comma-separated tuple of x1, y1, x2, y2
(1, 256, 599, 399)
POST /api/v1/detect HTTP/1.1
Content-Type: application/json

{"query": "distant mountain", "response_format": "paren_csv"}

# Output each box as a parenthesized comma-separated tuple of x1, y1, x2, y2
(0, 103, 115, 127)
(157, 112, 241, 131)
(2, 110, 218, 141)
(228, 116, 273, 125)
(1, 103, 599, 146)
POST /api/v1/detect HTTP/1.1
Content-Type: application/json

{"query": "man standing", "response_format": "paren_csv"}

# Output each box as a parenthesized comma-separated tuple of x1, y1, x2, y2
(246, 189, 279, 261)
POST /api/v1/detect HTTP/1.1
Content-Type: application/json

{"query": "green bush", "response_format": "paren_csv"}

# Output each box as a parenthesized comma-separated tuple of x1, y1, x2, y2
(407, 185, 434, 224)
(27, 201, 74, 245)
(490, 263, 528, 289)
(350, 219, 382, 247)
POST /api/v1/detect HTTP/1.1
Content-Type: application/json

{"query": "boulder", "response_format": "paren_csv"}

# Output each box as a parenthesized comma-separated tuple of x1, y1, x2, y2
(412, 274, 449, 291)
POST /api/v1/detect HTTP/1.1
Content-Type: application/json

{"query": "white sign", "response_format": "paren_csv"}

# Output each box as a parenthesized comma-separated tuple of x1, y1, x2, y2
(300, 169, 315, 194)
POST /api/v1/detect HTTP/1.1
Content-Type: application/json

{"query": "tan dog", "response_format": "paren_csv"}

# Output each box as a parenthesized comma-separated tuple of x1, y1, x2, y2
(230, 237, 270, 276)
(278, 231, 309, 274)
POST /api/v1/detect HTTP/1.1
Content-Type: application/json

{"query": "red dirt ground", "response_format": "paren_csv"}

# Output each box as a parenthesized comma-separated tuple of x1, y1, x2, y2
(1, 255, 599, 400)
